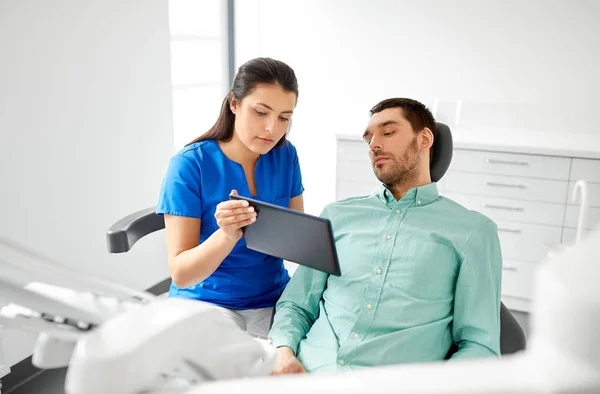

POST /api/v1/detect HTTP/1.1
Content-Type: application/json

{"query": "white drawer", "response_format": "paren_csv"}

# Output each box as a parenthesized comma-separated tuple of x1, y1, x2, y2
(450, 149, 571, 180)
(444, 171, 569, 204)
(501, 260, 541, 301)
(566, 181, 600, 207)
(564, 205, 600, 230)
(495, 221, 561, 263)
(570, 158, 600, 183)
(336, 179, 379, 200)
(444, 193, 565, 227)
(337, 158, 377, 183)
(337, 139, 370, 162)
(562, 228, 600, 244)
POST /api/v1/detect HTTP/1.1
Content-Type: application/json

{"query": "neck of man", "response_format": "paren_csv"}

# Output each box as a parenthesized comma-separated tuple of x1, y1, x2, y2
(218, 133, 260, 167)
(388, 171, 432, 201)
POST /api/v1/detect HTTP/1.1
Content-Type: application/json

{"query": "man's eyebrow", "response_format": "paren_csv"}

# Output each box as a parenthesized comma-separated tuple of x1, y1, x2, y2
(257, 102, 293, 114)
(378, 120, 399, 128)
(363, 120, 399, 138)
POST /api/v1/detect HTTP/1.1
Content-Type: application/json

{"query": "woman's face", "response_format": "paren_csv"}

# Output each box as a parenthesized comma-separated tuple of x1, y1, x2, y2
(230, 83, 297, 155)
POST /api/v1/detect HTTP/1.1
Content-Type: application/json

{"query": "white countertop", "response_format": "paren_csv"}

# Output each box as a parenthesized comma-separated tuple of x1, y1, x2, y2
(336, 129, 600, 160)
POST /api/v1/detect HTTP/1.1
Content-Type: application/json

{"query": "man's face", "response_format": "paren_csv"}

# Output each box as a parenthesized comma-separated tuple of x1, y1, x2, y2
(363, 107, 421, 186)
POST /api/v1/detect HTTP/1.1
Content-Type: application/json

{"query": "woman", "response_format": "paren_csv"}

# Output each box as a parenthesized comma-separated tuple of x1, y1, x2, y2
(156, 57, 304, 338)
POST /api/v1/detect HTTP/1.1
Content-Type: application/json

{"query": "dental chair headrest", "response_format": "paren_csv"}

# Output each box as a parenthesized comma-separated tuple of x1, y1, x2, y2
(430, 122, 453, 183)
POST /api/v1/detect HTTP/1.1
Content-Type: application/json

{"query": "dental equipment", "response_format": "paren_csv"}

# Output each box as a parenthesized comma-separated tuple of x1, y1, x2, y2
(0, 236, 275, 394)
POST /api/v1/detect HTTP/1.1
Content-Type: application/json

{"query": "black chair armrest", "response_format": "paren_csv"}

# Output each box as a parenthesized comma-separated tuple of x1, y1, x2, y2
(106, 207, 165, 253)
(500, 302, 527, 354)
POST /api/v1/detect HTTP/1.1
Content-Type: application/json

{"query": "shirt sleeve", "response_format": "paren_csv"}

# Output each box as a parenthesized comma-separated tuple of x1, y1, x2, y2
(450, 218, 503, 360)
(289, 142, 305, 198)
(268, 206, 330, 354)
(156, 153, 203, 218)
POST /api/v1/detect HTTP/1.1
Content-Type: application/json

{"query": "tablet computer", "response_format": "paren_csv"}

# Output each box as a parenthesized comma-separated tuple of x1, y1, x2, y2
(229, 193, 341, 276)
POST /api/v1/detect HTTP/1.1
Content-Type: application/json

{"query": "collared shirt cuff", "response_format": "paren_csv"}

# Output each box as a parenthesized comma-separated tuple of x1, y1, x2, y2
(269, 334, 300, 355)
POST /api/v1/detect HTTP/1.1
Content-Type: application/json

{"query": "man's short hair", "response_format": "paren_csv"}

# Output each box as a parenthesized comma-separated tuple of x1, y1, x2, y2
(369, 98, 437, 161)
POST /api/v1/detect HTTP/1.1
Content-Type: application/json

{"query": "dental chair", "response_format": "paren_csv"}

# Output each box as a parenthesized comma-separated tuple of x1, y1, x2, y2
(105, 122, 527, 356)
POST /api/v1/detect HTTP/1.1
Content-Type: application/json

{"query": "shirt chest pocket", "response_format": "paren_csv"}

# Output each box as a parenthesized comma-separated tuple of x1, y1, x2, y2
(386, 238, 459, 301)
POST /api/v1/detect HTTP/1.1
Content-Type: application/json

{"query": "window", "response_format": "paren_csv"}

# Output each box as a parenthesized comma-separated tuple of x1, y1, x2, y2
(168, 0, 231, 148)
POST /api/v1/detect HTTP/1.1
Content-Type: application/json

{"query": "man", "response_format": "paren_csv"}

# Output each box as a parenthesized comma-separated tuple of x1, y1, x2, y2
(268, 98, 503, 374)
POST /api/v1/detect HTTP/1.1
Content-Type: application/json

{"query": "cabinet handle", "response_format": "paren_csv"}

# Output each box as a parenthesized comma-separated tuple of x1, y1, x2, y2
(502, 265, 518, 271)
(498, 228, 522, 234)
(484, 181, 527, 189)
(482, 204, 524, 212)
(486, 158, 529, 166)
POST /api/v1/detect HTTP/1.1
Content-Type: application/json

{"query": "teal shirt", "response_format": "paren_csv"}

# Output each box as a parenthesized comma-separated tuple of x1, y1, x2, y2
(269, 182, 502, 372)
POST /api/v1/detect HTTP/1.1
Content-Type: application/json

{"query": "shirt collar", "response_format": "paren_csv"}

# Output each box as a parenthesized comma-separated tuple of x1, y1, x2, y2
(377, 182, 440, 209)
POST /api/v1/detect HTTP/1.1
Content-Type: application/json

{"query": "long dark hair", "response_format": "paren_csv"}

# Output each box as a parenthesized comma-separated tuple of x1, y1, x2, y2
(186, 57, 299, 147)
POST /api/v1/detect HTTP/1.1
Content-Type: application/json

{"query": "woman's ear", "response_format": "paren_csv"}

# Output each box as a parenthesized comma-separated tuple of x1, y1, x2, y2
(420, 127, 434, 151)
(229, 95, 239, 114)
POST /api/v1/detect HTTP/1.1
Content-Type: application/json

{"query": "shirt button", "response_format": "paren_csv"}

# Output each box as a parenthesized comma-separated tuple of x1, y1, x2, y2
(385, 234, 391, 240)
(366, 304, 373, 310)
(339, 360, 345, 366)
(417, 200, 422, 205)
(395, 209, 401, 214)
(353, 333, 359, 339)
(376, 268, 382, 274)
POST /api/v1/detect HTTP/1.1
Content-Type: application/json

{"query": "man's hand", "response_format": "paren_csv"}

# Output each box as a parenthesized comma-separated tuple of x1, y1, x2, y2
(270, 346, 306, 375)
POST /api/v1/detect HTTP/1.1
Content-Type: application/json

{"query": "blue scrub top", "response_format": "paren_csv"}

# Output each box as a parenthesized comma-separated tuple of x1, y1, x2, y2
(156, 139, 304, 310)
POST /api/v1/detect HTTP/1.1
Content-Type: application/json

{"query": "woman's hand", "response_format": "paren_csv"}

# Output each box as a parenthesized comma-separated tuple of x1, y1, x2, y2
(270, 347, 307, 375)
(214, 190, 257, 241)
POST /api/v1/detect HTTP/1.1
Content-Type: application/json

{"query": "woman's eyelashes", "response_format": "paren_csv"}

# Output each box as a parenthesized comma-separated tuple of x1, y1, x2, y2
(254, 109, 290, 122)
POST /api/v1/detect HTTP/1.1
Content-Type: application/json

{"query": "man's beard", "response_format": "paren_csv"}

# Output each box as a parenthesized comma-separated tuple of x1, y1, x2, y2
(372, 137, 420, 187)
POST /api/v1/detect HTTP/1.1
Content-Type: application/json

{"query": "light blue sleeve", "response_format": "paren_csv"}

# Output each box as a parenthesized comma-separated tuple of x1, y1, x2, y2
(450, 218, 503, 360)
(156, 153, 203, 218)
(289, 142, 304, 198)
(268, 206, 330, 354)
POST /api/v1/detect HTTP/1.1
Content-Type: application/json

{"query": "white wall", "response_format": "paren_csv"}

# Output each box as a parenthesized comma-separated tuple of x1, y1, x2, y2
(0, 0, 174, 367)
(235, 0, 600, 216)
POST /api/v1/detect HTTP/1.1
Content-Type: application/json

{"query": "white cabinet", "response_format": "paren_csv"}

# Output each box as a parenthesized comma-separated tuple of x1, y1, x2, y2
(335, 135, 600, 313)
